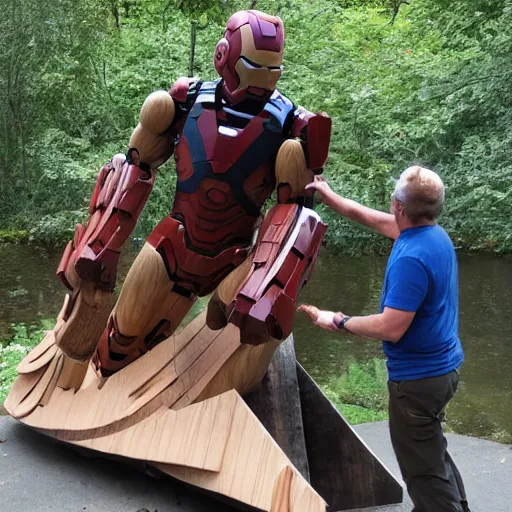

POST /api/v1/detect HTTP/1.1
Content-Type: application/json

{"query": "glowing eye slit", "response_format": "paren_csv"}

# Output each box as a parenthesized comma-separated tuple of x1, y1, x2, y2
(240, 56, 283, 71)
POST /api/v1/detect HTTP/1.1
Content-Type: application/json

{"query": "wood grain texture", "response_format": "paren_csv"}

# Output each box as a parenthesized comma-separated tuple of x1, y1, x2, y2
(138, 90, 175, 134)
(275, 139, 313, 200)
(6, 332, 327, 512)
(114, 243, 193, 338)
(10, 351, 64, 418)
(72, 391, 237, 471)
(3, 366, 46, 414)
(54, 280, 114, 361)
(129, 123, 175, 169)
(6, 311, 240, 439)
(296, 363, 403, 511)
(16, 330, 58, 374)
(245, 337, 310, 482)
(156, 391, 327, 512)
(216, 255, 253, 305)
(271, 465, 294, 512)
(195, 337, 281, 402)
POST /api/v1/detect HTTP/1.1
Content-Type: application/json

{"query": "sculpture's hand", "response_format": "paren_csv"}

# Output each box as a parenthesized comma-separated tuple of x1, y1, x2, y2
(111, 152, 127, 171)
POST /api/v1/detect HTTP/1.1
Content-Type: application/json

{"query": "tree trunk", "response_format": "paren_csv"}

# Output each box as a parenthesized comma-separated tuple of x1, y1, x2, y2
(189, 21, 197, 77)
(122, 0, 130, 18)
(110, 0, 120, 29)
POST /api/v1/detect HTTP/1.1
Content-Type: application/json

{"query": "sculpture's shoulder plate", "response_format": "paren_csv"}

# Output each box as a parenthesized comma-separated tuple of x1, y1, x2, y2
(195, 79, 220, 103)
(168, 77, 203, 129)
(265, 89, 296, 134)
(290, 106, 332, 173)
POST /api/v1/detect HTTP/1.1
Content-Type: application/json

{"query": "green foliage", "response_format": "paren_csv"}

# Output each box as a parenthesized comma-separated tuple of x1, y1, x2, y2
(0, 230, 29, 244)
(0, 320, 55, 404)
(337, 402, 388, 424)
(322, 358, 389, 424)
(171, 0, 237, 22)
(29, 211, 86, 246)
(1, 0, 511, 253)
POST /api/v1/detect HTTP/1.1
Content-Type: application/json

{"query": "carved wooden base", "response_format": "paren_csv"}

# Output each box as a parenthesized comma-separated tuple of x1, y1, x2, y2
(5, 310, 402, 511)
(5, 311, 326, 512)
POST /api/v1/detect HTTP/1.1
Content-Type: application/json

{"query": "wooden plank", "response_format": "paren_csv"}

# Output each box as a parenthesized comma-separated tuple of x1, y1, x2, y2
(156, 391, 326, 512)
(10, 352, 63, 419)
(15, 311, 233, 436)
(244, 336, 310, 482)
(71, 392, 237, 471)
(16, 331, 58, 374)
(270, 465, 294, 512)
(296, 363, 403, 511)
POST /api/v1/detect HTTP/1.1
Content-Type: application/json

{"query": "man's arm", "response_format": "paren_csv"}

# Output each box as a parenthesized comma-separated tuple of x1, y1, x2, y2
(335, 307, 415, 343)
(305, 178, 399, 240)
(299, 304, 415, 342)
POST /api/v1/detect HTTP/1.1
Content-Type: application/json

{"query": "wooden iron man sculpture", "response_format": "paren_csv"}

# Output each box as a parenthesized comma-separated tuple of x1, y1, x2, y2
(6, 10, 403, 512)
(58, 9, 330, 380)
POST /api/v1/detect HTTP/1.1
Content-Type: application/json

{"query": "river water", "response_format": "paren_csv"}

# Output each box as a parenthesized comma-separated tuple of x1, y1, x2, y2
(1, 243, 511, 442)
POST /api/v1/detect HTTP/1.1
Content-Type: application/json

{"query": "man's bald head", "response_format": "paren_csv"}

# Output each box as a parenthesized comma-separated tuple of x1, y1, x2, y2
(392, 166, 445, 223)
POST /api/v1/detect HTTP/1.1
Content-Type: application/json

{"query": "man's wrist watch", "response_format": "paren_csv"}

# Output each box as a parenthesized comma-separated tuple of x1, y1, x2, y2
(337, 316, 352, 330)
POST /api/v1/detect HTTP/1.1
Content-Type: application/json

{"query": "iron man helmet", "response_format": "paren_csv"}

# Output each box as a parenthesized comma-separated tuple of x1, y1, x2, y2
(214, 10, 284, 104)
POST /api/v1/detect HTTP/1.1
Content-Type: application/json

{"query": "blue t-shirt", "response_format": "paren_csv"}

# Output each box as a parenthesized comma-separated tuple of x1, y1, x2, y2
(381, 224, 464, 381)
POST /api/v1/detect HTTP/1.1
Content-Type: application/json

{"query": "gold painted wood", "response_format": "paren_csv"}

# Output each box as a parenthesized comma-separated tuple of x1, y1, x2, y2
(275, 139, 314, 199)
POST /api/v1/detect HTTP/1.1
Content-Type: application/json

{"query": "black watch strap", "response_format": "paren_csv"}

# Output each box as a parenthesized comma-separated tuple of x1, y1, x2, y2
(337, 316, 352, 330)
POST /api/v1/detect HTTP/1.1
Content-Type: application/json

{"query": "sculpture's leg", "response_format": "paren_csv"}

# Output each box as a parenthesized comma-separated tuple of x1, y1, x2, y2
(55, 250, 116, 350)
(201, 256, 282, 400)
(95, 243, 196, 376)
(52, 274, 115, 389)
(200, 203, 326, 400)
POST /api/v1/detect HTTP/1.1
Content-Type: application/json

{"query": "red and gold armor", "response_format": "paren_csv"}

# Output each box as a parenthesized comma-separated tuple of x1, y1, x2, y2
(56, 9, 332, 377)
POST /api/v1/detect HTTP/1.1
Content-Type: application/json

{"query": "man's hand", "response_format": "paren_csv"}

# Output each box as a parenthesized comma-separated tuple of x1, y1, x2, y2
(305, 176, 335, 206)
(298, 304, 339, 332)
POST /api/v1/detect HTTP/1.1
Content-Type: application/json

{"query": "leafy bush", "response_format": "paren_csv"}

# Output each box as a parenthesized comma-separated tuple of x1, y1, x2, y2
(0, 230, 29, 244)
(0, 320, 55, 404)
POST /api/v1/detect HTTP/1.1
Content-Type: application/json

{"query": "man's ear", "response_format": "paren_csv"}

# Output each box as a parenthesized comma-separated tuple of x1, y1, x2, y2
(214, 38, 230, 72)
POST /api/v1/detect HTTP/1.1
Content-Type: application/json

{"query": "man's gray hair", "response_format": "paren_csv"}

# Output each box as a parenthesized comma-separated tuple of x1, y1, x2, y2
(392, 166, 445, 222)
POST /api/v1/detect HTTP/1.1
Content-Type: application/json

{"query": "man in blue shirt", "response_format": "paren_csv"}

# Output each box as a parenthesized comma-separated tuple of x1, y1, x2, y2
(300, 166, 469, 512)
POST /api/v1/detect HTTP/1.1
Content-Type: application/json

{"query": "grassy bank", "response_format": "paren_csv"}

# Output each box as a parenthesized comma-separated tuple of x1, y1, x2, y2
(322, 358, 389, 424)
(0, 230, 29, 244)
